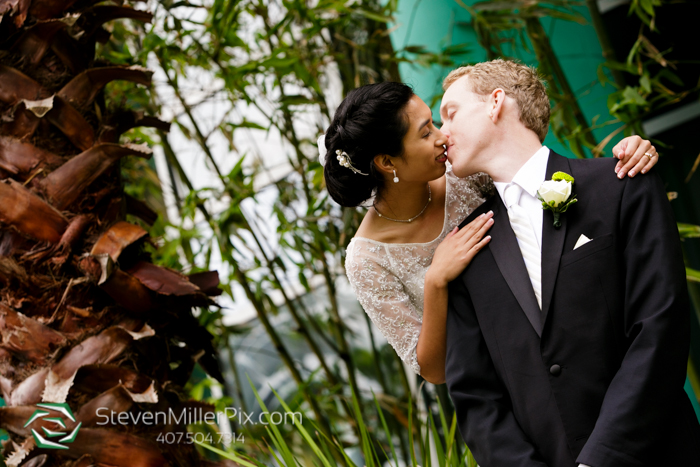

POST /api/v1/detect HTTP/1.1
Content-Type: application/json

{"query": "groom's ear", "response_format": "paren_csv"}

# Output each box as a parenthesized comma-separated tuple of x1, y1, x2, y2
(489, 88, 506, 122)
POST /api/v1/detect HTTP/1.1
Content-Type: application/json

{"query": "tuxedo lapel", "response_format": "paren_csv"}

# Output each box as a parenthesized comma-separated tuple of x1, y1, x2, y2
(540, 152, 572, 325)
(489, 193, 543, 336)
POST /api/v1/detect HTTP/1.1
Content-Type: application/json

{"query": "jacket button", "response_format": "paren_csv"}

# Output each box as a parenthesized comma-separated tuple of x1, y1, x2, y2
(549, 364, 562, 376)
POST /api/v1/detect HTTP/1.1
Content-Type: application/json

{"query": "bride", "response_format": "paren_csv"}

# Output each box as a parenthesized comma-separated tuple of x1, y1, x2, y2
(320, 81, 657, 384)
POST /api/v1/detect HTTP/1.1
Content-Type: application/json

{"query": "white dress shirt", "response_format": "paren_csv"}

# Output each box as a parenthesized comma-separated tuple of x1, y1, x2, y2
(494, 145, 550, 248)
(494, 146, 549, 306)
(494, 147, 591, 467)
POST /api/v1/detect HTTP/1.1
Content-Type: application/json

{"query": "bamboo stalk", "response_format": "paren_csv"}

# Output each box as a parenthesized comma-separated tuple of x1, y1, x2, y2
(154, 2, 428, 462)
(225, 335, 249, 415)
(585, 0, 627, 88)
(257, 3, 314, 204)
(245, 215, 338, 379)
(158, 53, 337, 431)
(231, 261, 335, 442)
(157, 54, 225, 182)
(156, 125, 336, 443)
(157, 131, 196, 264)
(242, 212, 365, 432)
(256, 3, 375, 449)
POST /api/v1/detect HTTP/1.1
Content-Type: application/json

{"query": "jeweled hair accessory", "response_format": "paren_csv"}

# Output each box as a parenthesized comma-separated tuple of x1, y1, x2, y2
(336, 149, 368, 176)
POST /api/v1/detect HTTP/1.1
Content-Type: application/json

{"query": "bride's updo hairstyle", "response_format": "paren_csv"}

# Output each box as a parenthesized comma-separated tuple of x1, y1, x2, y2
(322, 82, 414, 207)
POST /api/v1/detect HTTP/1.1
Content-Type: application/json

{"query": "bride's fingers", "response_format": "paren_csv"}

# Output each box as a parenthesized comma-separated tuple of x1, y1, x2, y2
(629, 145, 657, 177)
(474, 235, 492, 251)
(613, 135, 642, 158)
(640, 146, 658, 174)
(459, 219, 489, 245)
(614, 135, 642, 172)
(460, 211, 494, 238)
(617, 140, 653, 178)
(612, 137, 632, 160)
(469, 235, 492, 258)
(465, 216, 494, 247)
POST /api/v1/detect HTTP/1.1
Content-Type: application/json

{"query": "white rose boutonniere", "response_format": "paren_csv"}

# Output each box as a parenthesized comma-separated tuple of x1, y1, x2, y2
(537, 171, 577, 229)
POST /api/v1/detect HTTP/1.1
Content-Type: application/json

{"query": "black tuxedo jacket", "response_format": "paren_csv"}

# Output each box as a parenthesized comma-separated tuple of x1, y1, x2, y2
(445, 152, 700, 467)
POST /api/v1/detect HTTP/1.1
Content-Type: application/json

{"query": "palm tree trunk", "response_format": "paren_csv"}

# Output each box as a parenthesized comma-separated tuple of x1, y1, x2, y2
(0, 2, 228, 466)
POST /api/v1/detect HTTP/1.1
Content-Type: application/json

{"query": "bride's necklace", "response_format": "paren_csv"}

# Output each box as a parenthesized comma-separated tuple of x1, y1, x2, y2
(374, 184, 432, 223)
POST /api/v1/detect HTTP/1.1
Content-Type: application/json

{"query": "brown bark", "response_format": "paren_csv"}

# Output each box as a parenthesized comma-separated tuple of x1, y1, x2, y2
(0, 2, 228, 466)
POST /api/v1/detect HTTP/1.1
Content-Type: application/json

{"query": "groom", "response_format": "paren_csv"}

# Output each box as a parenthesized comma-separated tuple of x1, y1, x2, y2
(441, 59, 700, 467)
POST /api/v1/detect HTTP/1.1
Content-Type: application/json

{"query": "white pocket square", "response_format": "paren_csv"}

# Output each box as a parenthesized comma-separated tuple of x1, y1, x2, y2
(573, 234, 592, 250)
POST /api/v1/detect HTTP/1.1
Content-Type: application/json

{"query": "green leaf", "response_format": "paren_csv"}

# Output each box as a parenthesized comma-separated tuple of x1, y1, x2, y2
(687, 267, 700, 283)
(473, 1, 523, 12)
(371, 391, 400, 467)
(597, 65, 610, 87)
(355, 9, 393, 23)
(297, 271, 310, 292)
(640, 0, 656, 17)
(626, 37, 643, 65)
(260, 56, 298, 69)
(247, 378, 298, 466)
(658, 69, 684, 87)
(428, 412, 446, 466)
(269, 385, 335, 467)
(678, 223, 700, 238)
(280, 95, 315, 106)
(402, 45, 429, 54)
(194, 441, 262, 467)
(227, 120, 267, 131)
(622, 86, 648, 106)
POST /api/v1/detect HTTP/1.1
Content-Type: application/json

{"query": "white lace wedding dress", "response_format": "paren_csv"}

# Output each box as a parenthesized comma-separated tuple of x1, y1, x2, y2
(345, 169, 494, 375)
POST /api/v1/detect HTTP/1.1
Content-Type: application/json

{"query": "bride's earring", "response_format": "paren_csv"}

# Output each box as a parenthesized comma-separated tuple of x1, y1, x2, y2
(393, 170, 399, 183)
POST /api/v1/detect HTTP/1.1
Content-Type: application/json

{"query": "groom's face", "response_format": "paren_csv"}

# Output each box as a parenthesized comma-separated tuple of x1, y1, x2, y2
(439, 76, 492, 178)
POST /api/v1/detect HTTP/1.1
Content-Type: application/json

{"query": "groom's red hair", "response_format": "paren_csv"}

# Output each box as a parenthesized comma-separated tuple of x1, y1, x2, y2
(443, 59, 550, 143)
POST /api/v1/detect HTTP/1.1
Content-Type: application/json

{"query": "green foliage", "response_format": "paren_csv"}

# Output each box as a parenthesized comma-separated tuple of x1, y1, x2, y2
(193, 381, 475, 467)
(687, 268, 700, 284)
(589, 0, 699, 152)
(98, 0, 472, 464)
(679, 223, 700, 239)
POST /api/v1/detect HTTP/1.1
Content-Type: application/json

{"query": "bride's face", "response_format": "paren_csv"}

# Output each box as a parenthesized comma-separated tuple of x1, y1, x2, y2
(391, 95, 448, 183)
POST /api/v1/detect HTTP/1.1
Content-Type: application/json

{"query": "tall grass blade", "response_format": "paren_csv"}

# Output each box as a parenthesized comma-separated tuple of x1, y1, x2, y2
(194, 440, 265, 467)
(371, 390, 400, 467)
(270, 384, 335, 467)
(247, 376, 299, 466)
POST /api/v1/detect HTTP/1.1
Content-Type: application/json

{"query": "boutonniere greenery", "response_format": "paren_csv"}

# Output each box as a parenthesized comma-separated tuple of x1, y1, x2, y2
(537, 171, 577, 229)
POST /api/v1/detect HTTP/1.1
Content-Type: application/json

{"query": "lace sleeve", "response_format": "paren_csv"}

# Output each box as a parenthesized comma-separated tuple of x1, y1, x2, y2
(345, 240, 423, 375)
(443, 170, 494, 225)
(462, 171, 495, 199)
